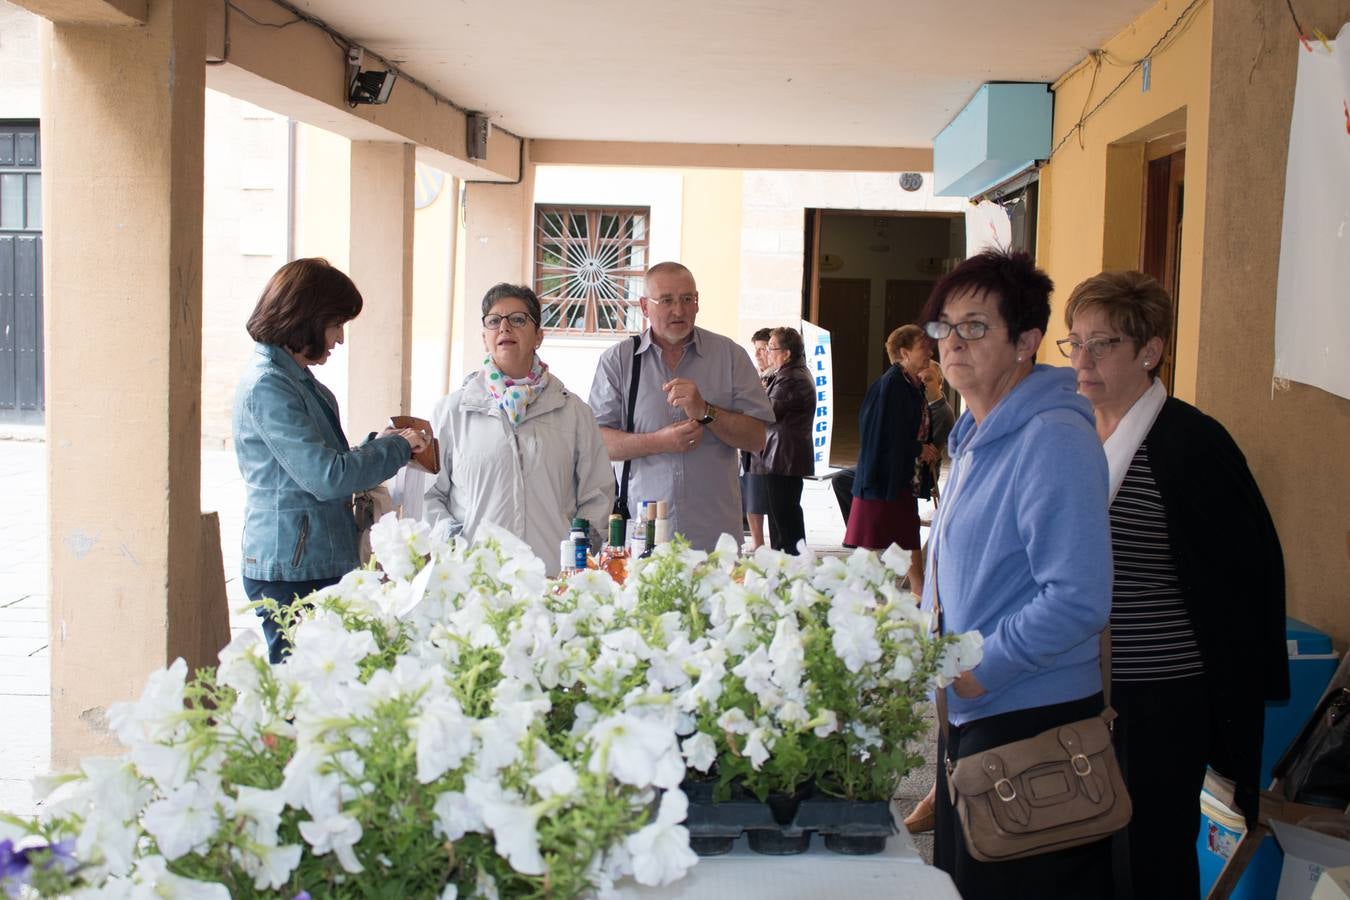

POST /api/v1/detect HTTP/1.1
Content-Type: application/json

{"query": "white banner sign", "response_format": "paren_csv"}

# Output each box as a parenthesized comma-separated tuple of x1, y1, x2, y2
(800, 320, 834, 477)
(1274, 24, 1350, 401)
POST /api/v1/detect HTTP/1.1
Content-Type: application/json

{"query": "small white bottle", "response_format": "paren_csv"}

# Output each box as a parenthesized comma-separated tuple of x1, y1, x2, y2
(559, 537, 576, 574)
(653, 500, 672, 546)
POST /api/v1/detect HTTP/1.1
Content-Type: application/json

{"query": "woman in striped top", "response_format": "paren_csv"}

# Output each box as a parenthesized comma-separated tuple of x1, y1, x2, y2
(1063, 271, 1288, 899)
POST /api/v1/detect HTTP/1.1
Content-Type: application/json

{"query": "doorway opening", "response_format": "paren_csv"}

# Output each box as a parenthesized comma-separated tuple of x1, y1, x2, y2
(803, 209, 964, 467)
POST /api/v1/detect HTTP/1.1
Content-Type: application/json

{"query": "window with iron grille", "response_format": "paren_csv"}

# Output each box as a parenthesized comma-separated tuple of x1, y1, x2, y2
(534, 205, 649, 334)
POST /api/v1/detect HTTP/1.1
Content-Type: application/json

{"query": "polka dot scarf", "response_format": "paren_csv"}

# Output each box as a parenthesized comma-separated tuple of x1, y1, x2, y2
(481, 354, 549, 427)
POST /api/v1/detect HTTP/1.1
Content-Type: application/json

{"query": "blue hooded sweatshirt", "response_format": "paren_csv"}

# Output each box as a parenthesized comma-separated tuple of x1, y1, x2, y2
(925, 365, 1112, 725)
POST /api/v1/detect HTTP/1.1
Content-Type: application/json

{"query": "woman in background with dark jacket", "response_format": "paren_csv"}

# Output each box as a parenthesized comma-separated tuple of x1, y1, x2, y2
(751, 326, 814, 554)
(1063, 270, 1288, 898)
(845, 324, 932, 592)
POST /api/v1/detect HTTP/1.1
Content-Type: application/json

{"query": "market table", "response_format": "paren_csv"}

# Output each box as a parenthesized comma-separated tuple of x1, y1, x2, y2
(617, 819, 960, 900)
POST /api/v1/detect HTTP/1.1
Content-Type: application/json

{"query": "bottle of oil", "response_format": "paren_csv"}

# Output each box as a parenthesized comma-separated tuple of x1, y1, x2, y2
(600, 513, 630, 583)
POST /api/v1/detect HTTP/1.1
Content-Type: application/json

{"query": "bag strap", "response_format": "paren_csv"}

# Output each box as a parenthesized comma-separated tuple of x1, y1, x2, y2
(616, 335, 642, 519)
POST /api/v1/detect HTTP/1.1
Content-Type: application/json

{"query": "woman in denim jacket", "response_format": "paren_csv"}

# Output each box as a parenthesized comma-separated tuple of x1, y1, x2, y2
(233, 258, 427, 662)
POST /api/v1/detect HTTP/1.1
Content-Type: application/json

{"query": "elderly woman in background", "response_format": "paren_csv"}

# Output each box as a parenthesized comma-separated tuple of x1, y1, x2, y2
(922, 250, 1113, 898)
(844, 324, 934, 592)
(742, 327, 774, 550)
(917, 359, 955, 504)
(234, 258, 429, 663)
(1063, 271, 1288, 898)
(424, 284, 614, 575)
(748, 326, 815, 553)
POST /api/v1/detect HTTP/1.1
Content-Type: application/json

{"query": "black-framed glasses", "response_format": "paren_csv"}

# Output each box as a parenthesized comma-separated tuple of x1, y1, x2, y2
(647, 293, 699, 308)
(482, 312, 535, 330)
(1056, 337, 1124, 360)
(924, 320, 1004, 341)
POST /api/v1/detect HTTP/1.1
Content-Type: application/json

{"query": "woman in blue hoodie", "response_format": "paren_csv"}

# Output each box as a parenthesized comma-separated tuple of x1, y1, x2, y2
(921, 250, 1114, 898)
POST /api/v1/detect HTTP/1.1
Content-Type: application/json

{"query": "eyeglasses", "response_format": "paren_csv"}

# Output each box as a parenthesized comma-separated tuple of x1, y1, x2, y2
(647, 293, 699, 308)
(924, 320, 1005, 341)
(482, 312, 535, 330)
(1055, 337, 1124, 360)
(767, 345, 785, 352)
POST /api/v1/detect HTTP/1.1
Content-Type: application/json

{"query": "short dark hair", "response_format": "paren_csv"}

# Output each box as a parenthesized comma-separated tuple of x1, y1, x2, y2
(770, 326, 805, 364)
(919, 250, 1054, 344)
(481, 283, 542, 325)
(246, 258, 362, 359)
(751, 328, 773, 343)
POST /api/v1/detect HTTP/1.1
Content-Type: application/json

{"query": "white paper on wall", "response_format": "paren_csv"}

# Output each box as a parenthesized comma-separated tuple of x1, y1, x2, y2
(964, 200, 1012, 257)
(1274, 23, 1350, 402)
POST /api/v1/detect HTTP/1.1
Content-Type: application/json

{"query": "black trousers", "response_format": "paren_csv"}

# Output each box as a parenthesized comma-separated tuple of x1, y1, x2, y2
(763, 474, 805, 554)
(1110, 678, 1210, 900)
(935, 693, 1115, 900)
(831, 467, 856, 524)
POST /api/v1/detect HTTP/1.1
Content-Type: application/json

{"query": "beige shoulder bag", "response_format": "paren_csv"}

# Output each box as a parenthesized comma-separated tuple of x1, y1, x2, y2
(932, 537, 1131, 862)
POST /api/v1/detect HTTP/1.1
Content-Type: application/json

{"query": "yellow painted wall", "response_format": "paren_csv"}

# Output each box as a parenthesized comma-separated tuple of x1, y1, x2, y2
(679, 169, 743, 339)
(1037, 0, 1212, 402)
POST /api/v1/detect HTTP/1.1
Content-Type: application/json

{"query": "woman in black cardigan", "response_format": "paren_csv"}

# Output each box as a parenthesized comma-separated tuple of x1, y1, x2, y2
(1062, 271, 1288, 899)
(750, 326, 816, 554)
(844, 324, 934, 593)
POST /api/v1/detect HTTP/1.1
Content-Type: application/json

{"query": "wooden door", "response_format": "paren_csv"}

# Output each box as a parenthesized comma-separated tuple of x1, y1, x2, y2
(883, 279, 935, 368)
(817, 277, 870, 466)
(1141, 147, 1184, 394)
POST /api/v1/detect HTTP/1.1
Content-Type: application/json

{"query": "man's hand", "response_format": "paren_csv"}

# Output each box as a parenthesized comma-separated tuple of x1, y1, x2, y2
(662, 378, 706, 420)
(952, 670, 986, 699)
(657, 418, 705, 454)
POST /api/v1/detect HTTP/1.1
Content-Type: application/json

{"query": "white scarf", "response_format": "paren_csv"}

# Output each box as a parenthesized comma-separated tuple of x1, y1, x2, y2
(1102, 378, 1167, 504)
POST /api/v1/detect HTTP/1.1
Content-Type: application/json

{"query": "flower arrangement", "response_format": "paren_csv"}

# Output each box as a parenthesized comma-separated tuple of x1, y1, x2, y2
(0, 519, 980, 897)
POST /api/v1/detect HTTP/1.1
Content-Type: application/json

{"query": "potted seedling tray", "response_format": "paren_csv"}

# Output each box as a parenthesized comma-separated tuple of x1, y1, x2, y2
(682, 781, 896, 857)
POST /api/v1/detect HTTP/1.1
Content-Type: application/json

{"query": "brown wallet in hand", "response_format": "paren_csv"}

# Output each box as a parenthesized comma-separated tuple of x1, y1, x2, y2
(390, 415, 441, 475)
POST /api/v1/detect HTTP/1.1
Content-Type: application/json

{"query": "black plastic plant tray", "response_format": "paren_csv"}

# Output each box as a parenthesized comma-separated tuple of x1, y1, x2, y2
(682, 785, 896, 856)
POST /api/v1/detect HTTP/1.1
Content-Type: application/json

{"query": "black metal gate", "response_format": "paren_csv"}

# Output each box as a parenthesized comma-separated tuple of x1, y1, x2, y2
(0, 122, 43, 424)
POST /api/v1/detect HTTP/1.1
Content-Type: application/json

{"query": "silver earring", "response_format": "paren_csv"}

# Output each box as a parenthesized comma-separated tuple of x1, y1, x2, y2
(1016, 355, 1024, 362)
(1143, 360, 1151, 369)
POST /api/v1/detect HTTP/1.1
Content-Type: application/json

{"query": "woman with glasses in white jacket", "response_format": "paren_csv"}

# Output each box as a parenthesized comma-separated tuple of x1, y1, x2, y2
(423, 284, 614, 573)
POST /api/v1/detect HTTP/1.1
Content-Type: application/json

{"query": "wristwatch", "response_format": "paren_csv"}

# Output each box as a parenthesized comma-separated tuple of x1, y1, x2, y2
(696, 403, 719, 425)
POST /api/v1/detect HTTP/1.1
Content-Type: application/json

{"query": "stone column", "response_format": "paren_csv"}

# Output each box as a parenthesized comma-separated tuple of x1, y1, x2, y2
(346, 141, 414, 435)
(40, 0, 207, 767)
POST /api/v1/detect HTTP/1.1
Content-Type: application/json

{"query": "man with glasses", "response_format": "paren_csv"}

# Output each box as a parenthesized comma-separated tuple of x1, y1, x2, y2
(589, 262, 775, 552)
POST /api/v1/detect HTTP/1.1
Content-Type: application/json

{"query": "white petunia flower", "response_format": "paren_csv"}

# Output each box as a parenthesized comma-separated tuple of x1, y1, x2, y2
(810, 709, 839, 738)
(768, 616, 805, 690)
(529, 762, 580, 800)
(466, 779, 545, 876)
(299, 810, 365, 873)
(586, 713, 685, 789)
(432, 789, 484, 842)
(744, 727, 773, 770)
(624, 789, 698, 886)
(130, 855, 231, 899)
(142, 781, 219, 860)
(935, 629, 985, 686)
(238, 840, 303, 890)
(681, 732, 717, 772)
(415, 695, 473, 784)
(716, 707, 754, 735)
(731, 645, 775, 696)
(76, 810, 140, 877)
(829, 608, 882, 672)
(369, 513, 433, 580)
(107, 658, 188, 747)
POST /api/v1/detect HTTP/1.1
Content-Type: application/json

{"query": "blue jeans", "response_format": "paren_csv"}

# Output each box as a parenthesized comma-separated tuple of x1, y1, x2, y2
(242, 574, 340, 663)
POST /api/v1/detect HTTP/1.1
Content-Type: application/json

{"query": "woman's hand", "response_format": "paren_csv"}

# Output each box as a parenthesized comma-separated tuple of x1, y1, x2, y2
(920, 443, 940, 464)
(952, 670, 986, 699)
(383, 426, 430, 456)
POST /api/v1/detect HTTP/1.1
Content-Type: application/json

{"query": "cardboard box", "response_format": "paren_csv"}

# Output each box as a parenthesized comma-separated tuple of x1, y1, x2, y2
(1272, 821, 1350, 900)
(1313, 865, 1350, 900)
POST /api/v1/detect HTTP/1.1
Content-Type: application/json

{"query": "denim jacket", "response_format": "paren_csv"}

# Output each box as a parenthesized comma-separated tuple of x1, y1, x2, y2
(233, 343, 411, 581)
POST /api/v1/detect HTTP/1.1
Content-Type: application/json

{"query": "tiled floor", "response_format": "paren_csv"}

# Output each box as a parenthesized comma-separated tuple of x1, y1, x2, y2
(0, 438, 936, 861)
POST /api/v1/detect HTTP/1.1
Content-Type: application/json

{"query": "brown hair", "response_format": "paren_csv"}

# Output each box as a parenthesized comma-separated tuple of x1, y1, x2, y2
(246, 258, 362, 359)
(1063, 270, 1173, 366)
(885, 324, 928, 361)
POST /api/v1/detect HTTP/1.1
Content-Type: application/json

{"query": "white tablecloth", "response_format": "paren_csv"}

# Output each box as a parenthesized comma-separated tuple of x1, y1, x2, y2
(616, 822, 960, 900)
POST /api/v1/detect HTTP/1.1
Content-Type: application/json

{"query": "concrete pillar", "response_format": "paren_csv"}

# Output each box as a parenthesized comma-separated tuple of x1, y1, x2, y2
(457, 145, 535, 381)
(41, 0, 206, 766)
(346, 141, 414, 435)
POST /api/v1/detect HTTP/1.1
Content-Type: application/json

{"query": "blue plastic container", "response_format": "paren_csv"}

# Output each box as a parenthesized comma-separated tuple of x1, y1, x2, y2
(1196, 789, 1282, 899)
(1262, 616, 1339, 786)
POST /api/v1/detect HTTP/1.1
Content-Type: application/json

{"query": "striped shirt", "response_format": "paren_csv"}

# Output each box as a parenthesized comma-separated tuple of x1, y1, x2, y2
(1109, 442, 1205, 682)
